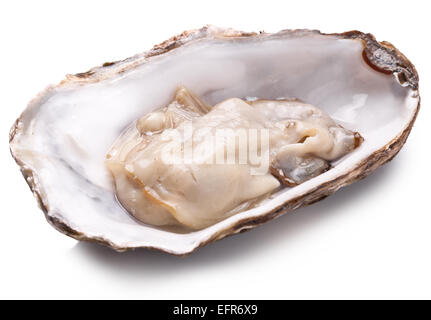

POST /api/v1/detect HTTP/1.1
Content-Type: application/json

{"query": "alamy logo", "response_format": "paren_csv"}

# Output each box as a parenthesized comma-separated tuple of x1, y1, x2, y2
(160, 123, 270, 175)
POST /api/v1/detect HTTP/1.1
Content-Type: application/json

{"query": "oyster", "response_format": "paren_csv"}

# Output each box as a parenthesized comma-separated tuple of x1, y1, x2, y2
(9, 26, 420, 255)
(106, 87, 362, 230)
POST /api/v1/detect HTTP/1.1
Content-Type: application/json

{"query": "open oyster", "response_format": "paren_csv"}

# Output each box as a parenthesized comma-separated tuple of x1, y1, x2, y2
(10, 26, 420, 255)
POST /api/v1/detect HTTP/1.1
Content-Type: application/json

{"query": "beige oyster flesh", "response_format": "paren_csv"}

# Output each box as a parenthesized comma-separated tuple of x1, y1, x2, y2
(107, 87, 362, 230)
(9, 26, 420, 255)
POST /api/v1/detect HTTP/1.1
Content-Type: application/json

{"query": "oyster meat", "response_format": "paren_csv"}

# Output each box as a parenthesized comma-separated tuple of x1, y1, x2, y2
(107, 87, 362, 230)
(9, 26, 420, 255)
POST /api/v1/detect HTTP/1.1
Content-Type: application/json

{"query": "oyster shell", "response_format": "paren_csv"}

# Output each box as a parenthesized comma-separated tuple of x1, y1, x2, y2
(9, 26, 420, 255)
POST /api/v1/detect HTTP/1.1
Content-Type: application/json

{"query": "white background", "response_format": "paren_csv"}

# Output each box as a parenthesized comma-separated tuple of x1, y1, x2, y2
(1, 0, 430, 299)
